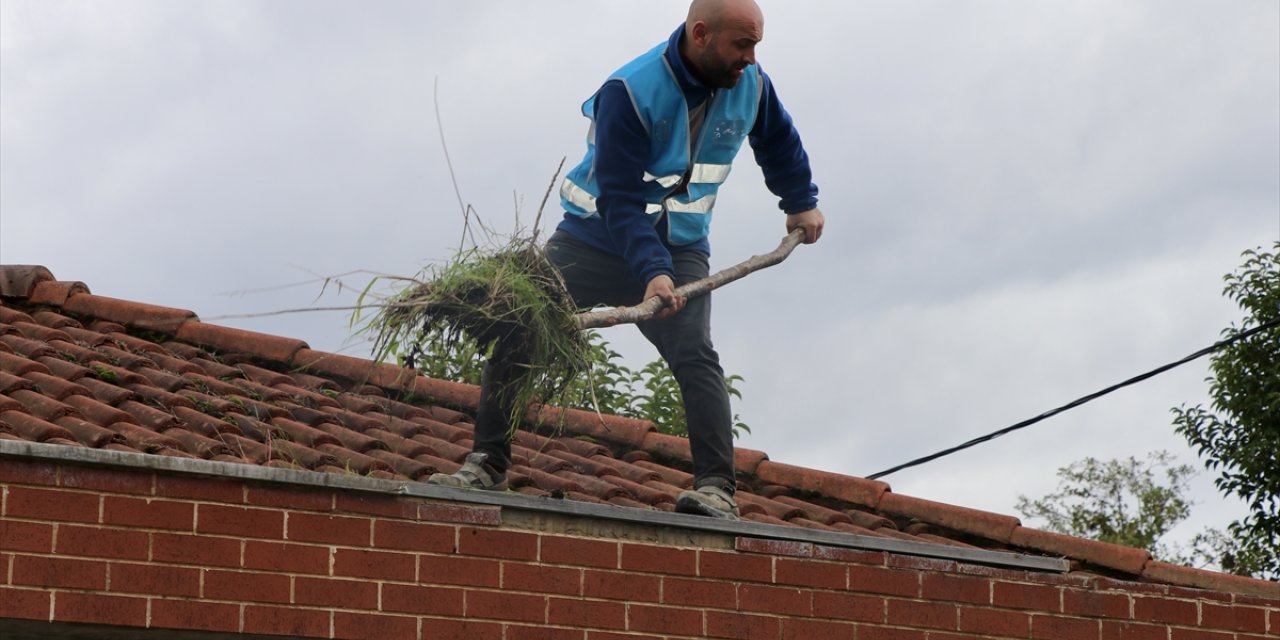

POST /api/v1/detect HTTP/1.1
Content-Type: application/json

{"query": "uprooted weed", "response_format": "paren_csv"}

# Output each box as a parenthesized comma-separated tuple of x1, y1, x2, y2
(360, 235, 589, 433)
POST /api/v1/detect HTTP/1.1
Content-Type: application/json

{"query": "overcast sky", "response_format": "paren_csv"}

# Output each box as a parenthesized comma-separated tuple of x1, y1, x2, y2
(2, 0, 1277, 557)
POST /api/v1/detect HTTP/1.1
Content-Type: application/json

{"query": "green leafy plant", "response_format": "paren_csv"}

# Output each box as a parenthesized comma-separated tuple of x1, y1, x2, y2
(1016, 451, 1227, 569)
(1173, 242, 1279, 579)
(356, 236, 590, 437)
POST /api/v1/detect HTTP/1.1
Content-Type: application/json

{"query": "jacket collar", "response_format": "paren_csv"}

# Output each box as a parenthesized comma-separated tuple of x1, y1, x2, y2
(665, 23, 713, 101)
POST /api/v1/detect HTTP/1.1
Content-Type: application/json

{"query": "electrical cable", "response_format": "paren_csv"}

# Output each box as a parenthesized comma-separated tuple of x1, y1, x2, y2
(865, 315, 1280, 480)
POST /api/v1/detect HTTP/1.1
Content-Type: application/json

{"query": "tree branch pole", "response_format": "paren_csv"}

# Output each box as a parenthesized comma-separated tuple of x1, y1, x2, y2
(575, 228, 806, 330)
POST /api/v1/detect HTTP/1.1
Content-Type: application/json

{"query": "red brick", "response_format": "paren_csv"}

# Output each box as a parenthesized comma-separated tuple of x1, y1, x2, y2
(150, 599, 241, 634)
(849, 565, 919, 597)
(244, 604, 329, 638)
(548, 597, 626, 629)
(887, 598, 957, 630)
(419, 618, 503, 640)
(5, 486, 98, 523)
(244, 540, 330, 575)
(735, 537, 813, 558)
(102, 495, 195, 530)
(56, 524, 148, 560)
(994, 581, 1061, 612)
(204, 569, 291, 603)
(12, 555, 106, 590)
(888, 555, 958, 573)
(958, 563, 1028, 581)
(421, 554, 500, 588)
(739, 584, 812, 616)
(814, 546, 888, 565)
(1201, 602, 1266, 632)
(857, 627, 926, 640)
(1063, 588, 1130, 619)
(457, 527, 537, 560)
(543, 535, 618, 568)
(777, 557, 845, 589)
(247, 484, 334, 512)
(813, 591, 884, 622)
(53, 592, 147, 627)
(783, 617, 855, 640)
(622, 542, 697, 575)
(197, 503, 283, 538)
(335, 492, 417, 519)
(1169, 630, 1233, 640)
(508, 625, 583, 640)
(296, 576, 378, 610)
(1100, 621, 1166, 640)
(1032, 614, 1100, 640)
(382, 583, 465, 616)
(417, 501, 502, 525)
(288, 511, 371, 546)
(629, 602, 704, 636)
(921, 572, 991, 604)
(587, 633, 663, 640)
(706, 610, 780, 640)
(508, 562, 581, 596)
(959, 605, 1032, 638)
(701, 549, 771, 583)
(155, 474, 244, 503)
(582, 568, 660, 602)
(1132, 596, 1196, 625)
(334, 611, 418, 640)
(0, 520, 53, 553)
(58, 466, 153, 495)
(109, 562, 199, 597)
(0, 586, 50, 621)
(152, 532, 240, 567)
(467, 589, 546, 623)
(334, 547, 416, 581)
(0, 459, 58, 486)
(664, 576, 737, 608)
(373, 518, 455, 553)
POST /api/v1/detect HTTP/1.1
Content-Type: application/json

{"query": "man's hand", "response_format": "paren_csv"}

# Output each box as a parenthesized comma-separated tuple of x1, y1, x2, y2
(786, 207, 825, 244)
(644, 274, 686, 321)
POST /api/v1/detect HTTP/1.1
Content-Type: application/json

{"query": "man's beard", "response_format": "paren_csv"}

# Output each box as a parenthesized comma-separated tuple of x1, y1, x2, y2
(697, 47, 745, 89)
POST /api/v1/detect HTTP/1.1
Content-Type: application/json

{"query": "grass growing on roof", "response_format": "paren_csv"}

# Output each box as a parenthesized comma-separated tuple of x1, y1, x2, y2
(360, 234, 590, 434)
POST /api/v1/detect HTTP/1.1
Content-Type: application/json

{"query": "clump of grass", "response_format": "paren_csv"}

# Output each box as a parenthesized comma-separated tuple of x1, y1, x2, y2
(362, 235, 589, 433)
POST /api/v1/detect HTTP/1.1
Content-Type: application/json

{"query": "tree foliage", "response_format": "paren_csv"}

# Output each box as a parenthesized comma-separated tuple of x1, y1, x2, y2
(1015, 451, 1222, 566)
(1172, 242, 1280, 579)
(402, 328, 749, 439)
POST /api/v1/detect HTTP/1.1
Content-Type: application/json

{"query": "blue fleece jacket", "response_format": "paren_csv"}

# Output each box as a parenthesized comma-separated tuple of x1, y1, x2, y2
(555, 24, 819, 287)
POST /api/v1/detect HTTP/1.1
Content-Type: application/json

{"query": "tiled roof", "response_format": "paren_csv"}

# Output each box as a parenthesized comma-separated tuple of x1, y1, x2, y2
(0, 264, 1274, 598)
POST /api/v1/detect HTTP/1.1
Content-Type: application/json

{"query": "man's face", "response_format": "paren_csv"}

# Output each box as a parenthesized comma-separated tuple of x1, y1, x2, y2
(693, 17, 762, 89)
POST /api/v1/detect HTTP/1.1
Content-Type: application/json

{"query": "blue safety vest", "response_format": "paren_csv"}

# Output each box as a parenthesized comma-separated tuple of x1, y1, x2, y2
(560, 42, 761, 246)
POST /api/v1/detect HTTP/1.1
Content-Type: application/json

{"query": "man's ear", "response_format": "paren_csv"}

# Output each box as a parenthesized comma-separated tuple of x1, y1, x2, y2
(689, 20, 710, 48)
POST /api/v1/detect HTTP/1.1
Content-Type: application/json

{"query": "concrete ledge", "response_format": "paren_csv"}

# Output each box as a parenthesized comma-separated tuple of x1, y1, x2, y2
(0, 439, 1069, 573)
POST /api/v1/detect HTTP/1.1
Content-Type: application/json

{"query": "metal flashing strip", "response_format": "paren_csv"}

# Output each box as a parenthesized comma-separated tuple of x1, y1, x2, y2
(1, 440, 1068, 573)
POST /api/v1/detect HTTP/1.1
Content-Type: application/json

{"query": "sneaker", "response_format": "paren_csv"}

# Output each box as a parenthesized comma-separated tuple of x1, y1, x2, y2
(675, 484, 740, 520)
(427, 452, 508, 490)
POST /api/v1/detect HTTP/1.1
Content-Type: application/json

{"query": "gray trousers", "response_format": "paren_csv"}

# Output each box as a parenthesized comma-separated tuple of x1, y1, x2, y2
(471, 229, 736, 491)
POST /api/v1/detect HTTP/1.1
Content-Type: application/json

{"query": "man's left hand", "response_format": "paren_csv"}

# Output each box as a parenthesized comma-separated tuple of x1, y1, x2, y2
(786, 208, 825, 244)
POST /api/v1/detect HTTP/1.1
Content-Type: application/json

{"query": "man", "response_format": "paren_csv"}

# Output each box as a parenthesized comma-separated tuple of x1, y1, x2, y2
(430, 0, 823, 521)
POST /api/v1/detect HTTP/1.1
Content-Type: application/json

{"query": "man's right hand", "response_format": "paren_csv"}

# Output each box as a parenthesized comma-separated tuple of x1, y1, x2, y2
(645, 274, 686, 321)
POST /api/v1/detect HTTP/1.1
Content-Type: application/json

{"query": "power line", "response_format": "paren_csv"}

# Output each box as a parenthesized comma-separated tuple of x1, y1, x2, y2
(865, 316, 1280, 480)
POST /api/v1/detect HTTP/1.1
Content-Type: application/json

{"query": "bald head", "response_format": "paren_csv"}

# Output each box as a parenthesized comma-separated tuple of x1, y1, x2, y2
(681, 0, 764, 89)
(686, 0, 764, 33)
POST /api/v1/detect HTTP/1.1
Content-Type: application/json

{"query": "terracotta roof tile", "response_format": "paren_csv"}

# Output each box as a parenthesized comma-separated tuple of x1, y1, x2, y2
(1, 264, 1275, 597)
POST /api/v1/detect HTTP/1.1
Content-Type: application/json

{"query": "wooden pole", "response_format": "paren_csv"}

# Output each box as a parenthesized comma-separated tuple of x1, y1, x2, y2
(575, 229, 806, 329)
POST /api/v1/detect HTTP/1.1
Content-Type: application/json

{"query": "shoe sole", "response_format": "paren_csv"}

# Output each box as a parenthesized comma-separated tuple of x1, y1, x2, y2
(675, 495, 740, 520)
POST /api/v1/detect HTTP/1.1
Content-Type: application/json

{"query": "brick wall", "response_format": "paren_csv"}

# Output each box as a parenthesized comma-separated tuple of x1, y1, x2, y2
(1, 459, 1276, 640)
